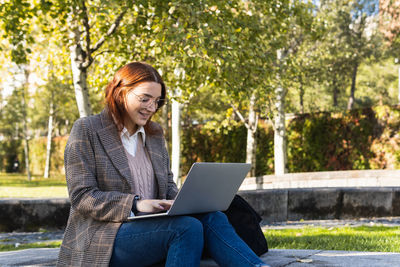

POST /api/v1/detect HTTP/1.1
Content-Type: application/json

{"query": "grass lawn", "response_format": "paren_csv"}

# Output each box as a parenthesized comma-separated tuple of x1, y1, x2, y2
(1, 226, 398, 252)
(0, 173, 68, 198)
(0, 241, 62, 252)
(265, 225, 400, 252)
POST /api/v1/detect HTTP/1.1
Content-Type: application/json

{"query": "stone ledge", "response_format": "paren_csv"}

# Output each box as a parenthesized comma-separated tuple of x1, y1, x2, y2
(1, 248, 400, 267)
(1, 188, 400, 230)
(239, 187, 400, 223)
(0, 198, 70, 232)
(240, 169, 400, 190)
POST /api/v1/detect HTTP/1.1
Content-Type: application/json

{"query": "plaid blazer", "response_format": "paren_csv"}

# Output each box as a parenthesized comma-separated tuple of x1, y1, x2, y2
(57, 110, 178, 267)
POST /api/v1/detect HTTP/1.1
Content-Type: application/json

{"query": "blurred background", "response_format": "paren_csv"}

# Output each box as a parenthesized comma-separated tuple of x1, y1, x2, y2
(0, 0, 399, 184)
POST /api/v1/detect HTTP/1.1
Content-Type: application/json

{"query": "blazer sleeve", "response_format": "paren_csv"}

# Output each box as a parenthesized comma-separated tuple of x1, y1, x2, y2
(64, 118, 134, 222)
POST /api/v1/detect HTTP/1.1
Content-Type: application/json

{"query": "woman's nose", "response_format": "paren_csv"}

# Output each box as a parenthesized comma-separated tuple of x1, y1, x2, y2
(146, 101, 157, 112)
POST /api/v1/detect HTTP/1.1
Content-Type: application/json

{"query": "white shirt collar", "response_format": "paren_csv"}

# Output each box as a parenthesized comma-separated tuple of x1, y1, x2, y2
(120, 126, 146, 156)
(120, 126, 146, 144)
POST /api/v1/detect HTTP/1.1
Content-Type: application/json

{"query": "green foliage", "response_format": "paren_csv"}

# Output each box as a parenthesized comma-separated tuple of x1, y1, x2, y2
(31, 76, 78, 135)
(356, 58, 399, 107)
(0, 87, 29, 173)
(28, 138, 46, 175)
(27, 136, 68, 176)
(101, 102, 400, 176)
(0, 87, 25, 138)
(255, 123, 275, 176)
(0, 0, 36, 64)
(180, 105, 400, 175)
(265, 225, 400, 252)
(180, 123, 274, 177)
(369, 105, 400, 169)
(0, 140, 23, 173)
(287, 108, 380, 172)
(285, 0, 383, 112)
(0, 136, 67, 175)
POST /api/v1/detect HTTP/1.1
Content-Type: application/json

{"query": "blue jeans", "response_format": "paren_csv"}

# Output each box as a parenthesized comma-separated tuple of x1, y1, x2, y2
(109, 211, 266, 267)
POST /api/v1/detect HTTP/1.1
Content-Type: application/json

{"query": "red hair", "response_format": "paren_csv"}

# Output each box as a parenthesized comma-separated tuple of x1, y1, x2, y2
(105, 62, 166, 134)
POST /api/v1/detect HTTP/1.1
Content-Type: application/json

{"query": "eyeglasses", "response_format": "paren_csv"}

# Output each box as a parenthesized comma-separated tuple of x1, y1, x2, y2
(131, 91, 166, 109)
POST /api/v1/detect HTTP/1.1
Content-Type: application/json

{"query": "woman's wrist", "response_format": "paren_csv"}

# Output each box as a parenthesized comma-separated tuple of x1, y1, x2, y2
(132, 195, 140, 214)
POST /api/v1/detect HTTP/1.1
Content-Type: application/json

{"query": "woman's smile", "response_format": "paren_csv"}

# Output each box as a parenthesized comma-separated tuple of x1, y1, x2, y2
(138, 110, 151, 120)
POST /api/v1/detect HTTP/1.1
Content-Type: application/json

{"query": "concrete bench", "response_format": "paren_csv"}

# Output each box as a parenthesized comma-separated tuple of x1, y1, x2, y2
(1, 248, 400, 267)
(2, 187, 400, 231)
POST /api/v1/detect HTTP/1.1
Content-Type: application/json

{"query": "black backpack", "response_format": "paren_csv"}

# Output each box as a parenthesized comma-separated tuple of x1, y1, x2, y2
(223, 195, 268, 256)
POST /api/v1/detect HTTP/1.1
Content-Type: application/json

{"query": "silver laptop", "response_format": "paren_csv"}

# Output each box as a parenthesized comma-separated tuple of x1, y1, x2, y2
(127, 162, 251, 220)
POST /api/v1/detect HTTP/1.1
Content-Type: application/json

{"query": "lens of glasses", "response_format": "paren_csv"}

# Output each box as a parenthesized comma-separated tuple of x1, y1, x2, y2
(132, 91, 166, 109)
(141, 98, 166, 109)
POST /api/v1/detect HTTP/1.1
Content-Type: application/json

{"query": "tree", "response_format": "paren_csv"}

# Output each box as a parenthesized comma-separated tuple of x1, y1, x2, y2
(1, 0, 79, 177)
(188, 0, 273, 176)
(0, 0, 38, 178)
(40, 0, 134, 117)
(32, 74, 77, 177)
(0, 72, 31, 179)
(314, 0, 380, 110)
(258, 0, 316, 175)
(343, 0, 380, 110)
(1, 0, 145, 118)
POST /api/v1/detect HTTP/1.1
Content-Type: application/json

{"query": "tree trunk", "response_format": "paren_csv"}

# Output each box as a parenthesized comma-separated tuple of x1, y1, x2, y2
(171, 99, 181, 186)
(23, 134, 31, 181)
(274, 85, 287, 175)
(44, 99, 54, 178)
(21, 69, 31, 181)
(347, 63, 359, 110)
(70, 43, 92, 117)
(274, 50, 288, 175)
(246, 92, 258, 177)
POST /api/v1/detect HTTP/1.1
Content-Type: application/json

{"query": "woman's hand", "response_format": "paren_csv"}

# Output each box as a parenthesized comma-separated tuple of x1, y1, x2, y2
(136, 199, 174, 213)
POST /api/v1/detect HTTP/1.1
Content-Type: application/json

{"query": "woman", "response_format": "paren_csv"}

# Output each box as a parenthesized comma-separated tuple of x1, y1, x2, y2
(57, 62, 270, 267)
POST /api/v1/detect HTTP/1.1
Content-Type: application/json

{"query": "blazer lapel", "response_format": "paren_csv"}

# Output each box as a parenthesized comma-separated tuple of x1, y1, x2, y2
(97, 110, 133, 190)
(145, 134, 167, 198)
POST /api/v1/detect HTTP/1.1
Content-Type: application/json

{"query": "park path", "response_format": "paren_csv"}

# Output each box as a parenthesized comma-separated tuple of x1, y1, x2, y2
(0, 217, 399, 267)
(0, 248, 400, 267)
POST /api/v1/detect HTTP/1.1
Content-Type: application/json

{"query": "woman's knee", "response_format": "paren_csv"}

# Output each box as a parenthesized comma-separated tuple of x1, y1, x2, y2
(200, 211, 229, 226)
(170, 216, 204, 237)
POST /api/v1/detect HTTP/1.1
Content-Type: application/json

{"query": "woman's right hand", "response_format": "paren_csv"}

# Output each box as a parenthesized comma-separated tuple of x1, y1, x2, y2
(136, 199, 174, 213)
